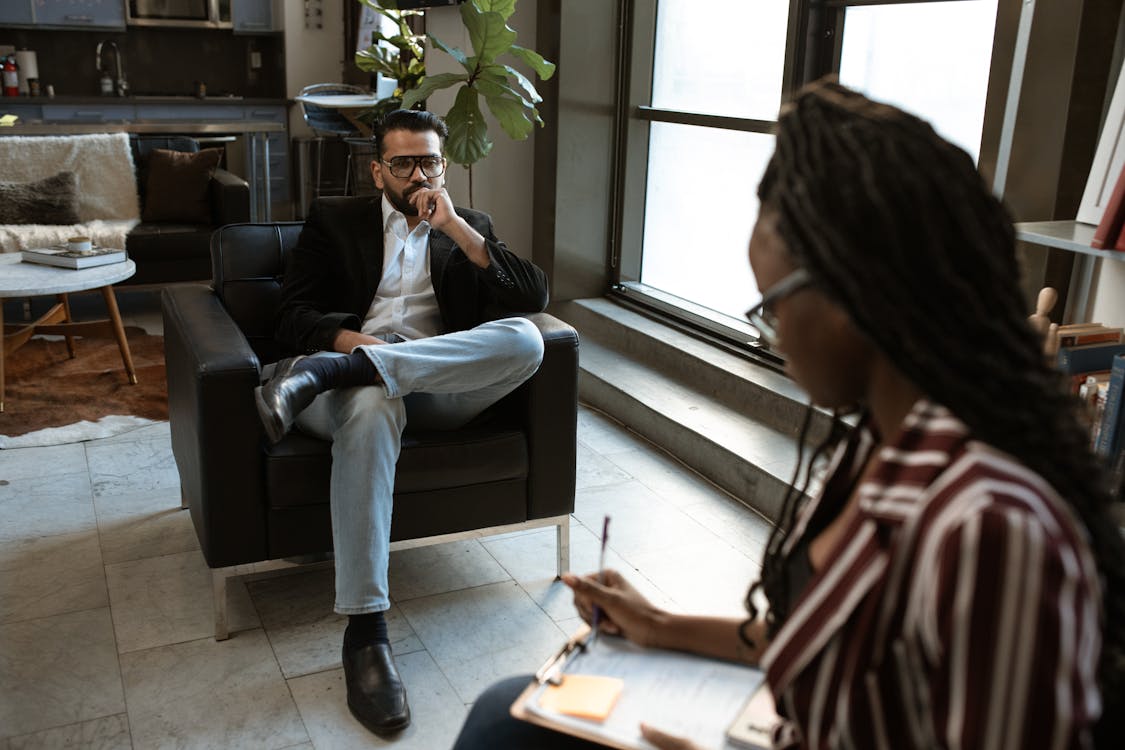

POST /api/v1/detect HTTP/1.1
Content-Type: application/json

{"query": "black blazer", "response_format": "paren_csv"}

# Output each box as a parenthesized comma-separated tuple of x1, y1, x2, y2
(276, 196, 550, 355)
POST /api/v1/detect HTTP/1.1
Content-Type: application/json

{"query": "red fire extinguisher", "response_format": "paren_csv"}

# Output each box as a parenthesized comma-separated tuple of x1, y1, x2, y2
(1, 56, 18, 97)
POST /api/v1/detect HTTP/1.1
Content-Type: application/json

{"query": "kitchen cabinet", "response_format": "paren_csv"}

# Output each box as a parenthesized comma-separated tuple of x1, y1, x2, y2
(31, 0, 126, 30)
(0, 2, 34, 25)
(232, 0, 282, 34)
(42, 103, 135, 121)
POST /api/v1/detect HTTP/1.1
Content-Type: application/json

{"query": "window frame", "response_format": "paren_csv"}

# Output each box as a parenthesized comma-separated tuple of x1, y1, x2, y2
(608, 0, 994, 363)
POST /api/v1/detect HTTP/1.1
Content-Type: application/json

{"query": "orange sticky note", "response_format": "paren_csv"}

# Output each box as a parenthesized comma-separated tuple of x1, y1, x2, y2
(538, 674, 624, 721)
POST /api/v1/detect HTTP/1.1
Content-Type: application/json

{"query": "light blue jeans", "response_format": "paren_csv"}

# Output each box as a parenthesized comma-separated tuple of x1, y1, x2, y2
(292, 317, 544, 614)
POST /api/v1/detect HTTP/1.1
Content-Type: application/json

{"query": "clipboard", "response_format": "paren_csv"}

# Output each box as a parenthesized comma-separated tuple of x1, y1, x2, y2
(511, 627, 779, 750)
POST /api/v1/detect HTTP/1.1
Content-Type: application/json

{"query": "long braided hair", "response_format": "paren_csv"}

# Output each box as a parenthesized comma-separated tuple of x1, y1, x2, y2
(745, 79, 1125, 741)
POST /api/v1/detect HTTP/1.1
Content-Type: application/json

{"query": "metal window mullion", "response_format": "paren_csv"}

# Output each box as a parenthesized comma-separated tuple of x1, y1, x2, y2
(635, 106, 777, 134)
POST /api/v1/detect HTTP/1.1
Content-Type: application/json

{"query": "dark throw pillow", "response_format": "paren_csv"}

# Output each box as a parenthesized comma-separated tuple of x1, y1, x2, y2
(142, 147, 223, 224)
(0, 171, 81, 225)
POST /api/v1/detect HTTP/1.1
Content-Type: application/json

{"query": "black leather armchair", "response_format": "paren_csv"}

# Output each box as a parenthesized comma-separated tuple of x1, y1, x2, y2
(125, 135, 250, 285)
(161, 223, 578, 639)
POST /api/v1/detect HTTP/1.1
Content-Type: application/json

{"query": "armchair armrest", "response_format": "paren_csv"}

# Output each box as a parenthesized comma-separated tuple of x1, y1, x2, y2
(518, 313, 579, 520)
(210, 168, 250, 227)
(162, 284, 267, 568)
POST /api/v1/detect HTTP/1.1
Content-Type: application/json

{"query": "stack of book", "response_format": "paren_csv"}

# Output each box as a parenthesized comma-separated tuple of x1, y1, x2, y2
(1055, 324, 1125, 461)
(21, 245, 127, 270)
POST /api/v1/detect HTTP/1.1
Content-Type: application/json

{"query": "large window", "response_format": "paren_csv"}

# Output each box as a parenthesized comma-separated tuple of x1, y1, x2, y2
(616, 0, 1000, 354)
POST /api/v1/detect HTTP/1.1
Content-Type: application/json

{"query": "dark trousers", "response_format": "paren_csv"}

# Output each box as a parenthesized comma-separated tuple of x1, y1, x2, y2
(451, 675, 605, 750)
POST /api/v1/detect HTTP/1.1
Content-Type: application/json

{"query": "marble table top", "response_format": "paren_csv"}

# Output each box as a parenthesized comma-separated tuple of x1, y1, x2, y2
(294, 94, 379, 109)
(0, 253, 136, 297)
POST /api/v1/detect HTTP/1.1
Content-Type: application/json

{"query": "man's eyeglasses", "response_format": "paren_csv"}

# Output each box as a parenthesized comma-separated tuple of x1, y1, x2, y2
(744, 268, 813, 347)
(382, 155, 446, 179)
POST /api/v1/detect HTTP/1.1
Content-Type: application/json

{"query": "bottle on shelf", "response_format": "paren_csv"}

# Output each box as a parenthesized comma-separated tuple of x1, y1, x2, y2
(2, 56, 19, 97)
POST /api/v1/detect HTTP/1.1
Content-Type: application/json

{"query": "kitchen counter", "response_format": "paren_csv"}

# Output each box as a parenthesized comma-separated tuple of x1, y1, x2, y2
(0, 121, 284, 135)
(1, 95, 289, 106)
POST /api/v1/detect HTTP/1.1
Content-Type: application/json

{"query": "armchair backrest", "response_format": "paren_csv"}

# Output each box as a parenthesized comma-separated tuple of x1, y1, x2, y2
(211, 222, 304, 366)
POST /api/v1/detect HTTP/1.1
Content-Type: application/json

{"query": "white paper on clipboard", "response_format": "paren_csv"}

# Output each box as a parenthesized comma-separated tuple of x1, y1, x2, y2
(520, 635, 770, 750)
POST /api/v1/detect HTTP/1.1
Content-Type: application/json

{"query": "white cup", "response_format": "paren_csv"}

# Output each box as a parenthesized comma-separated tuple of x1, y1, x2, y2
(67, 236, 92, 253)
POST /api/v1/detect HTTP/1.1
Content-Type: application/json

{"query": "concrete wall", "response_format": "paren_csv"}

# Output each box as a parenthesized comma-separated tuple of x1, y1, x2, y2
(423, 3, 539, 261)
(284, 0, 347, 138)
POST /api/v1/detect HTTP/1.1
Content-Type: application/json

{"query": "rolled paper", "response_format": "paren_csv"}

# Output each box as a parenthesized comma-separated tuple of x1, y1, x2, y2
(15, 50, 37, 95)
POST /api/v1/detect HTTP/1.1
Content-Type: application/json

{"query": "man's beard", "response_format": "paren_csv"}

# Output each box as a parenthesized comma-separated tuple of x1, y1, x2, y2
(386, 183, 429, 216)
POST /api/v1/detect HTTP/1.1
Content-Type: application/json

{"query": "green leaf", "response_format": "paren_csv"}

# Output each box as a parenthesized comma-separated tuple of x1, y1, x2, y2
(509, 44, 557, 81)
(460, 3, 517, 64)
(481, 63, 542, 104)
(429, 32, 472, 73)
(355, 49, 398, 79)
(445, 86, 492, 167)
(474, 73, 534, 109)
(482, 92, 534, 141)
(473, 0, 516, 20)
(401, 72, 469, 110)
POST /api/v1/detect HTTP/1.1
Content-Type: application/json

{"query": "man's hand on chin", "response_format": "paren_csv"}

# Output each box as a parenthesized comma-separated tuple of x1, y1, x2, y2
(407, 187, 456, 231)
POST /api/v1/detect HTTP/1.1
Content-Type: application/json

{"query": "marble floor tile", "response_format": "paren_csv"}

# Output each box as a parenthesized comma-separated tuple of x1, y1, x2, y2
(387, 539, 512, 601)
(577, 417, 654, 456)
(572, 481, 717, 558)
(121, 629, 308, 750)
(288, 650, 468, 749)
(604, 445, 742, 509)
(0, 530, 107, 624)
(93, 486, 197, 565)
(105, 549, 259, 653)
(249, 567, 423, 679)
(0, 608, 125, 740)
(85, 435, 180, 500)
(0, 471, 95, 543)
(6, 714, 131, 750)
(0, 443, 86, 482)
(399, 581, 566, 703)
(575, 441, 635, 490)
(625, 540, 759, 619)
(680, 493, 773, 562)
(88, 420, 171, 447)
(481, 521, 672, 621)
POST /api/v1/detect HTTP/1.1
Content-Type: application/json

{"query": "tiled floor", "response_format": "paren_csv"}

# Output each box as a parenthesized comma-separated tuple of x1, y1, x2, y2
(0, 290, 775, 750)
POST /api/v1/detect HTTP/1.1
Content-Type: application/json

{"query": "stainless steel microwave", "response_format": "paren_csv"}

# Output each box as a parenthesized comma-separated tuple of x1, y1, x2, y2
(126, 0, 232, 29)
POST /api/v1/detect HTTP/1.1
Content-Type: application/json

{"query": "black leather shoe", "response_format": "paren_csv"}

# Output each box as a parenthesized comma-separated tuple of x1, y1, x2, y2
(342, 641, 411, 736)
(254, 356, 322, 444)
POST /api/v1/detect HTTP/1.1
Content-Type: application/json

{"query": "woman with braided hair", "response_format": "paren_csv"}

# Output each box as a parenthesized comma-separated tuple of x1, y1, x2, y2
(452, 80, 1123, 749)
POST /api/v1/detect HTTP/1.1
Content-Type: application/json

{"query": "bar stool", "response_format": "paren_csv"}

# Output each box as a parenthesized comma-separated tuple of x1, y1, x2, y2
(296, 83, 368, 202)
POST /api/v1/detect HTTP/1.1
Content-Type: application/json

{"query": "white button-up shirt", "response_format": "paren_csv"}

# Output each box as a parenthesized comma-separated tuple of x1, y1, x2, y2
(361, 195, 443, 341)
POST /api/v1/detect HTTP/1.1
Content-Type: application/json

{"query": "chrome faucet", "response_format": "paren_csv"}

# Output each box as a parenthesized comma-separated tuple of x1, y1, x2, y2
(95, 40, 128, 97)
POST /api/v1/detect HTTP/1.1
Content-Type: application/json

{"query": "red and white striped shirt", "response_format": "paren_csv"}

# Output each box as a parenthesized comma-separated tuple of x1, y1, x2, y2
(762, 399, 1103, 750)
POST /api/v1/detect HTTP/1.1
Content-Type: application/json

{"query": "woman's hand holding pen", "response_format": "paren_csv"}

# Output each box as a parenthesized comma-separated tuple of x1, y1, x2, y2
(561, 569, 667, 647)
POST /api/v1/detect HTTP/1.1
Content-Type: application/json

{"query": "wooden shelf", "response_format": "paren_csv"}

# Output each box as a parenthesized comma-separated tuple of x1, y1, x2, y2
(1015, 220, 1125, 261)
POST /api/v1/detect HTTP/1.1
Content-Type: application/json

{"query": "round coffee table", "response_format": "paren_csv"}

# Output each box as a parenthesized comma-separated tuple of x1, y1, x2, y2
(0, 253, 138, 412)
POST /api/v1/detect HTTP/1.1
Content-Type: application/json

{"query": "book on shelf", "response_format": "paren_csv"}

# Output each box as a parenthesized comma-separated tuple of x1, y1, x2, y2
(1055, 341, 1125, 374)
(1096, 355, 1125, 458)
(21, 245, 127, 269)
(1092, 161, 1125, 248)
(1057, 324, 1124, 348)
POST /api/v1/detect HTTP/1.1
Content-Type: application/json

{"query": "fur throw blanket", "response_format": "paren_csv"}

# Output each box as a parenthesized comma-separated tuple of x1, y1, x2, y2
(0, 133, 140, 253)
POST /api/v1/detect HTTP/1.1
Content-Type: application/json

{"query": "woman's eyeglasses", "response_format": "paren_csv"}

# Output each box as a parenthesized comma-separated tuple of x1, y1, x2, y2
(744, 268, 813, 347)
(382, 155, 446, 179)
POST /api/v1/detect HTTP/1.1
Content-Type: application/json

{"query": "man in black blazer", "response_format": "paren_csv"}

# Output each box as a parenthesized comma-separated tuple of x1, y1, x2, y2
(256, 110, 549, 737)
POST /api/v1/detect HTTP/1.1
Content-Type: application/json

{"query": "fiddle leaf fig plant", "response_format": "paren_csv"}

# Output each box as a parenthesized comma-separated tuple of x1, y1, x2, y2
(401, 0, 556, 169)
(354, 0, 426, 126)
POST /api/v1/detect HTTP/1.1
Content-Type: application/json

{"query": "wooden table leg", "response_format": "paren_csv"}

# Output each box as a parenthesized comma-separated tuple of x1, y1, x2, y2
(100, 285, 137, 385)
(58, 293, 76, 358)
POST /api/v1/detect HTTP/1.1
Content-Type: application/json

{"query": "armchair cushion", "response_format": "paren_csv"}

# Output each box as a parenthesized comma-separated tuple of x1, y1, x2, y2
(142, 147, 224, 223)
(0, 171, 80, 225)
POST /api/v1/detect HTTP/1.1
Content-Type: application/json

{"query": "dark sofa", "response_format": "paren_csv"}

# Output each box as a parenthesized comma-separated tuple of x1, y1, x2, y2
(123, 135, 250, 286)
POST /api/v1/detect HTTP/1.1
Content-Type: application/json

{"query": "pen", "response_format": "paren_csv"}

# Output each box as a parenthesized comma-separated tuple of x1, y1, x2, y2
(588, 515, 610, 648)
